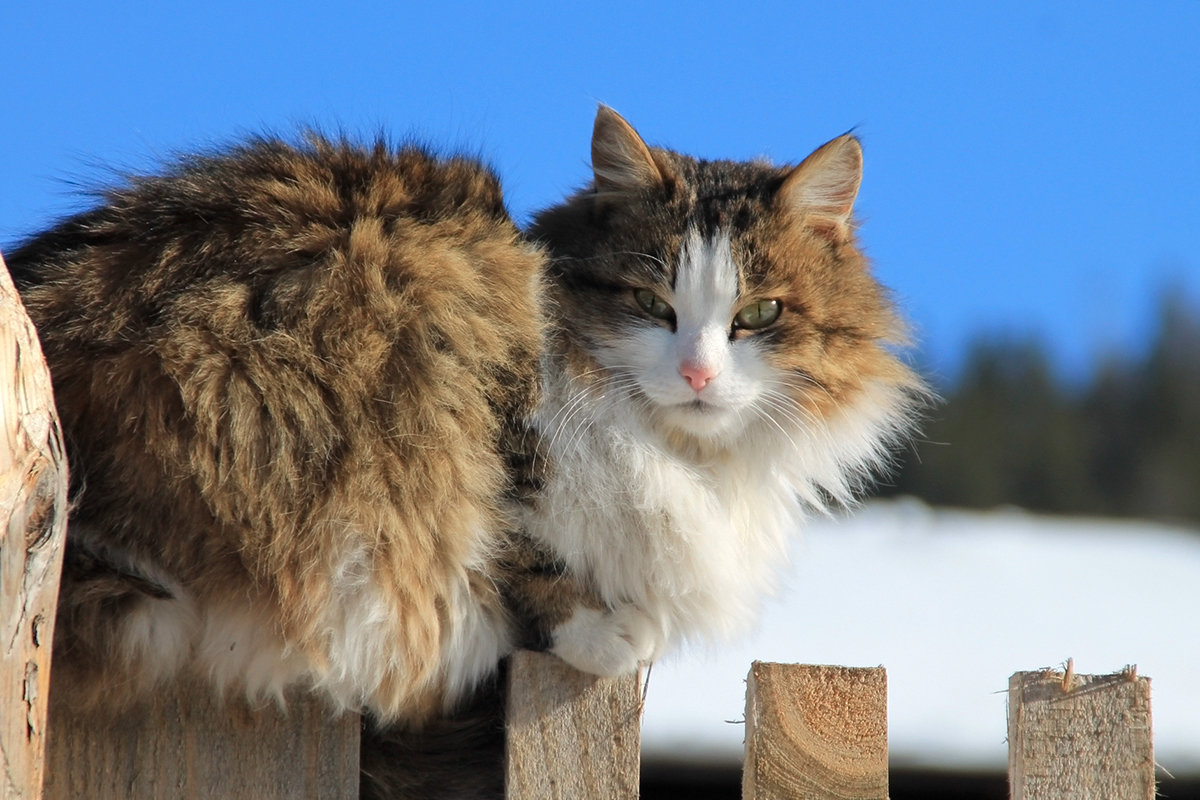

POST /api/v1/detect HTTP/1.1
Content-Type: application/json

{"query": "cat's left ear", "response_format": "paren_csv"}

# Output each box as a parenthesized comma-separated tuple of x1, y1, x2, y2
(776, 134, 863, 239)
(591, 106, 674, 197)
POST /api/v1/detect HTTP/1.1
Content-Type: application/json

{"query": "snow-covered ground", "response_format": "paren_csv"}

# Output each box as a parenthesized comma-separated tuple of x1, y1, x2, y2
(640, 499, 1200, 776)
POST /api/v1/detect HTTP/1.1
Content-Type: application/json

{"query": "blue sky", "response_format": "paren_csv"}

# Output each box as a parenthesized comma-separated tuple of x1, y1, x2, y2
(4, 1, 1198, 382)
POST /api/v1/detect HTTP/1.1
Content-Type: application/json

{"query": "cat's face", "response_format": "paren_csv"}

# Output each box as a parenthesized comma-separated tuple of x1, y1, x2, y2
(593, 228, 790, 439)
(533, 107, 916, 449)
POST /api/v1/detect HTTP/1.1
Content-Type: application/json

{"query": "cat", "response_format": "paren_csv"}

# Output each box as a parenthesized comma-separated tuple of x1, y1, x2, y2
(7, 106, 924, 797)
(524, 109, 924, 668)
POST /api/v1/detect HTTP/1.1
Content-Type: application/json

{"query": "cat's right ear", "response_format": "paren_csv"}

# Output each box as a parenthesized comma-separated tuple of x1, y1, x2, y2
(591, 106, 673, 198)
(776, 134, 863, 241)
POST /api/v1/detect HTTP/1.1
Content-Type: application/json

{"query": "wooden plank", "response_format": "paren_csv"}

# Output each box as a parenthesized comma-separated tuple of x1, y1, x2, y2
(42, 678, 361, 800)
(1008, 663, 1154, 800)
(1, 252, 70, 800)
(743, 662, 888, 800)
(505, 650, 641, 800)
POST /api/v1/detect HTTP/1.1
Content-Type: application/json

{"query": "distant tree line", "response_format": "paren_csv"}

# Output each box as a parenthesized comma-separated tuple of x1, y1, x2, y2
(878, 294, 1200, 527)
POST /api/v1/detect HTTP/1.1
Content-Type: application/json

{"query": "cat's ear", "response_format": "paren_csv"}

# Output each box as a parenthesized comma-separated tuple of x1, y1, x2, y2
(776, 134, 863, 239)
(591, 106, 672, 196)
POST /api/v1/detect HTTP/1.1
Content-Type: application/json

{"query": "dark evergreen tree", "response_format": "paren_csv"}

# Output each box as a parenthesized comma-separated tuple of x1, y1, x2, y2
(881, 291, 1200, 529)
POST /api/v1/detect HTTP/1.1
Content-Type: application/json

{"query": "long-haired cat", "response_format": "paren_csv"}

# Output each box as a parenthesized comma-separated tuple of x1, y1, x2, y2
(525, 110, 922, 668)
(8, 107, 923, 798)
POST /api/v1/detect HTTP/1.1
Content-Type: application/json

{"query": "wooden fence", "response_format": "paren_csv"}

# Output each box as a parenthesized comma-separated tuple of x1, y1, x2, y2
(2, 253, 69, 800)
(0, 253, 1164, 800)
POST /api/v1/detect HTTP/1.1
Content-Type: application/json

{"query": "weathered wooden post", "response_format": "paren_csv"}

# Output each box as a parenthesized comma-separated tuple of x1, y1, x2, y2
(43, 679, 361, 799)
(1008, 662, 1154, 800)
(1, 253, 70, 800)
(743, 662, 888, 800)
(505, 650, 642, 799)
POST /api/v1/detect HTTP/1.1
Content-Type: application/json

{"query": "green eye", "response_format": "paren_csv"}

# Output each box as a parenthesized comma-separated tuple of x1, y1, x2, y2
(634, 288, 675, 321)
(733, 299, 783, 330)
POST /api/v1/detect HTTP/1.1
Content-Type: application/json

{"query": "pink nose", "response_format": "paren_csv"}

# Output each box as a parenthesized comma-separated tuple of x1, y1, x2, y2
(680, 362, 717, 391)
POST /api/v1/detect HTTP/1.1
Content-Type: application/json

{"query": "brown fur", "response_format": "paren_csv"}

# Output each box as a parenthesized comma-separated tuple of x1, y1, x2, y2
(11, 134, 546, 718)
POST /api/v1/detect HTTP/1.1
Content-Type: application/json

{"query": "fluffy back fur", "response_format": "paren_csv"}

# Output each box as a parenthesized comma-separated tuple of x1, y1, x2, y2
(11, 135, 545, 720)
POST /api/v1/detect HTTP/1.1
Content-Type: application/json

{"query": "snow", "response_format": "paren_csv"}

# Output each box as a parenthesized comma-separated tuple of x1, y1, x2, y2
(640, 499, 1200, 775)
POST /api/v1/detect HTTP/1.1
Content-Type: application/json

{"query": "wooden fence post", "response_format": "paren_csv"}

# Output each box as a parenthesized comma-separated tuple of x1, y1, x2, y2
(42, 679, 361, 799)
(1008, 663, 1154, 800)
(743, 662, 888, 800)
(1, 253, 69, 800)
(505, 650, 642, 800)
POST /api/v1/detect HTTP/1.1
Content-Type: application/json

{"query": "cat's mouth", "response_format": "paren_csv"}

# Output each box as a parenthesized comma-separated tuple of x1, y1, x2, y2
(676, 398, 718, 413)
(656, 396, 746, 439)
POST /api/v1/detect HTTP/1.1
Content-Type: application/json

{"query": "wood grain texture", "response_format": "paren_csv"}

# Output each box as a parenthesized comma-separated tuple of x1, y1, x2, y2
(743, 662, 887, 800)
(1, 253, 69, 800)
(43, 679, 360, 800)
(1008, 666, 1154, 800)
(505, 651, 641, 800)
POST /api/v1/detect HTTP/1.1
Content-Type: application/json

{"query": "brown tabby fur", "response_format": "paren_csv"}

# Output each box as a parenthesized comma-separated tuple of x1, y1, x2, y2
(11, 135, 550, 720)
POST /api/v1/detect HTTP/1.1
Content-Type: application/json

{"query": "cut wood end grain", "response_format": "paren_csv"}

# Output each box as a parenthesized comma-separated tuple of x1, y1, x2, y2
(744, 662, 888, 800)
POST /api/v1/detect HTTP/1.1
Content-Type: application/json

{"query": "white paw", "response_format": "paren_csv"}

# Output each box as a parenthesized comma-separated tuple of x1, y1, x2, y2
(549, 605, 660, 677)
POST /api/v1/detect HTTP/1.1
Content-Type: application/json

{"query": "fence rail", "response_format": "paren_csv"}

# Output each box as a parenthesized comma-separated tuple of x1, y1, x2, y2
(42, 679, 360, 799)
(0, 253, 1163, 800)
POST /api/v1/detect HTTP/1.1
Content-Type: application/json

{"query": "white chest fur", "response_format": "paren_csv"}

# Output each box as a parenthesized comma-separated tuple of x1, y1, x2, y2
(526, 395, 799, 654)
(526, 357, 916, 668)
(528, 223, 918, 666)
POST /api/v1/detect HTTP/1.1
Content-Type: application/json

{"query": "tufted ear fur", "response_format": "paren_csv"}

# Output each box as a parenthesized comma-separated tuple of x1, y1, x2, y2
(591, 106, 672, 196)
(776, 134, 862, 239)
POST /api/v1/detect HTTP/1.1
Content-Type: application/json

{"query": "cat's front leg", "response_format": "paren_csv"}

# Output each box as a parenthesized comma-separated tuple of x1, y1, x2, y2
(498, 533, 660, 677)
(548, 603, 658, 677)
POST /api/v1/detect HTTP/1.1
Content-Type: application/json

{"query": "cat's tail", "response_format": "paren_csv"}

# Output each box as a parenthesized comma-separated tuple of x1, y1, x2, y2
(360, 666, 507, 800)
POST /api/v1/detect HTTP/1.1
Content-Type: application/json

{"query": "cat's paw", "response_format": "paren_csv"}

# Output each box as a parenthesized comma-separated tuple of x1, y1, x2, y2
(549, 605, 659, 677)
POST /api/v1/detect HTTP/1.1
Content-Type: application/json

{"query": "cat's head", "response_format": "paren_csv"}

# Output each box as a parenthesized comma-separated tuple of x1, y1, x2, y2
(531, 107, 922, 481)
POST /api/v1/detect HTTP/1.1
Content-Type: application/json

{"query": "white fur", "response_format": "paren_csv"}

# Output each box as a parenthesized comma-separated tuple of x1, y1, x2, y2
(116, 532, 511, 715)
(551, 605, 658, 676)
(529, 226, 915, 666)
(434, 555, 514, 709)
(600, 230, 778, 441)
(671, 230, 739, 382)
(117, 576, 200, 691)
(100, 554, 309, 708)
(68, 525, 200, 696)
(113, 547, 381, 711)
(197, 599, 310, 706)
(297, 541, 401, 709)
(190, 541, 402, 711)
